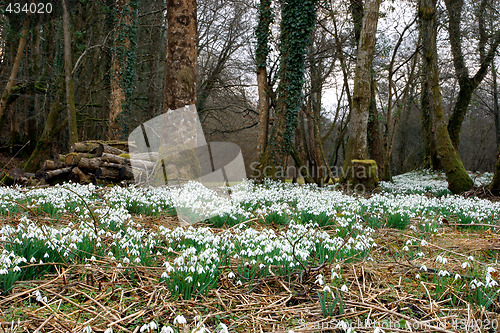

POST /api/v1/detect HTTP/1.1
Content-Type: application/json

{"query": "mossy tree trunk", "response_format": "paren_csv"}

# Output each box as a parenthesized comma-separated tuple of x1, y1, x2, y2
(419, 0, 473, 194)
(24, 83, 66, 173)
(341, 0, 381, 182)
(490, 146, 500, 194)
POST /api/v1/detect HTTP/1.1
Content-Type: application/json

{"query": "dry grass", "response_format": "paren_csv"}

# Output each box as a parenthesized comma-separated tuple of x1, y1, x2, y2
(1, 215, 499, 333)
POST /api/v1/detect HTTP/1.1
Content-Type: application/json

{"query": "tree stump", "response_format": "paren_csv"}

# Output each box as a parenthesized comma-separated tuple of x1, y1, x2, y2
(349, 159, 379, 190)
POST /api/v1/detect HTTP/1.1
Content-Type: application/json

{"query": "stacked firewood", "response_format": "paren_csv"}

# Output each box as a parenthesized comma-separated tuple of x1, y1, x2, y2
(35, 141, 156, 184)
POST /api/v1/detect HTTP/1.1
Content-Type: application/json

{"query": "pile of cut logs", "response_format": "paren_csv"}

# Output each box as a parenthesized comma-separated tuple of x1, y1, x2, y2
(34, 141, 156, 185)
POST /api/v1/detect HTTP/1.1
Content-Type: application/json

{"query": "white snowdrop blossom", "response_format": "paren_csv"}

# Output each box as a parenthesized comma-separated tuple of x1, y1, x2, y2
(173, 315, 187, 325)
(340, 284, 348, 292)
(161, 327, 174, 333)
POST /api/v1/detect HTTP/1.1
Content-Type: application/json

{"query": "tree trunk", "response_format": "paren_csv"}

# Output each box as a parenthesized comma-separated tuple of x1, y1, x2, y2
(262, 0, 318, 179)
(419, 0, 473, 194)
(421, 82, 440, 170)
(109, 0, 139, 140)
(0, 18, 29, 121)
(62, 0, 78, 145)
(255, 0, 272, 164)
(492, 60, 500, 147)
(24, 83, 66, 173)
(367, 74, 384, 176)
(490, 146, 500, 194)
(342, 0, 381, 181)
(444, 0, 500, 150)
(164, 0, 197, 111)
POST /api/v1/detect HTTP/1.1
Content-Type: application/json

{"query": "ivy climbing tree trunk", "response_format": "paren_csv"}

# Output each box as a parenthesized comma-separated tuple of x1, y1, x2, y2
(262, 0, 318, 179)
(256, 0, 272, 163)
(341, 0, 381, 182)
(62, 0, 78, 145)
(419, 0, 473, 194)
(109, 0, 139, 140)
(0, 17, 29, 122)
(444, 0, 500, 150)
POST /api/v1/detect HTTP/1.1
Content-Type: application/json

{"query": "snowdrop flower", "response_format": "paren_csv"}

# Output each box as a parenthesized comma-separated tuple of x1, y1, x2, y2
(415, 273, 421, 279)
(435, 255, 447, 264)
(420, 240, 428, 246)
(454, 274, 461, 281)
(104, 328, 113, 333)
(140, 324, 149, 333)
(402, 246, 409, 252)
(462, 262, 470, 269)
(161, 272, 169, 279)
(218, 323, 229, 333)
(468, 256, 474, 261)
(161, 327, 174, 333)
(323, 285, 332, 293)
(236, 280, 242, 286)
(123, 257, 130, 264)
(315, 274, 324, 286)
(420, 265, 428, 272)
(227, 272, 235, 279)
(185, 276, 193, 283)
(331, 272, 340, 280)
(173, 315, 187, 325)
(340, 284, 348, 292)
(437, 270, 450, 277)
(374, 328, 385, 333)
(149, 321, 157, 330)
(83, 326, 93, 333)
(486, 267, 496, 274)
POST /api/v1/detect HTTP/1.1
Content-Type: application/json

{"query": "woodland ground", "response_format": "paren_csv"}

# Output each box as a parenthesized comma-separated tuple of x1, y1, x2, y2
(0, 171, 499, 333)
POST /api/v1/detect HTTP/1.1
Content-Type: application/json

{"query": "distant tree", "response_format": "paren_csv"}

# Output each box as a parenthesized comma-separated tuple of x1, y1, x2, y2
(418, 0, 473, 193)
(0, 18, 29, 122)
(62, 0, 78, 144)
(444, 0, 500, 150)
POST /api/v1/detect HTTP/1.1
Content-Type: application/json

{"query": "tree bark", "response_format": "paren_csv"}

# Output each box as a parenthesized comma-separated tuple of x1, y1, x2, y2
(62, 0, 78, 145)
(164, 0, 197, 110)
(0, 17, 29, 121)
(419, 0, 473, 194)
(342, 0, 381, 181)
(24, 83, 66, 173)
(444, 0, 500, 150)
(109, 0, 138, 140)
(255, 0, 272, 163)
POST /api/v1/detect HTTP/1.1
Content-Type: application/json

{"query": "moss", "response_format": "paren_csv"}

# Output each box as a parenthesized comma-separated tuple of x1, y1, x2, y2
(119, 153, 131, 159)
(347, 159, 379, 189)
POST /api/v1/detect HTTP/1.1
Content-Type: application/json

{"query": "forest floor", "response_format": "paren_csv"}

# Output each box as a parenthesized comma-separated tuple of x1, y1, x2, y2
(0, 170, 499, 332)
